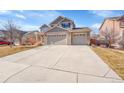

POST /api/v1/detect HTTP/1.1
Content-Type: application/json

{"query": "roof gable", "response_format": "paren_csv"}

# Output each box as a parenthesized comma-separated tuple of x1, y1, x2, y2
(40, 24, 49, 28)
(40, 24, 50, 32)
(45, 26, 69, 33)
(49, 16, 73, 26)
(49, 16, 64, 25)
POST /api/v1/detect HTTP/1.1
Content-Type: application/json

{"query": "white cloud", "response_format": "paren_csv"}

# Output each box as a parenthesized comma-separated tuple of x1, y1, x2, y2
(18, 11, 62, 31)
(28, 10, 62, 22)
(91, 23, 101, 29)
(19, 10, 24, 13)
(0, 10, 11, 15)
(91, 23, 102, 33)
(38, 11, 61, 18)
(76, 23, 86, 27)
(0, 19, 6, 29)
(0, 19, 38, 31)
(20, 24, 39, 31)
(15, 13, 26, 19)
(0, 10, 62, 31)
(89, 10, 122, 17)
(0, 19, 6, 23)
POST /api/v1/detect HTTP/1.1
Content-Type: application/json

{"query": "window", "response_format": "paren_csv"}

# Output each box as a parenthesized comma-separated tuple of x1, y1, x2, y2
(61, 22, 71, 28)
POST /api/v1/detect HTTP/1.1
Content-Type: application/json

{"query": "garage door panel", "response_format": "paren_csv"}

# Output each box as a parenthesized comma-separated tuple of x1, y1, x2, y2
(47, 35, 67, 45)
(72, 34, 88, 45)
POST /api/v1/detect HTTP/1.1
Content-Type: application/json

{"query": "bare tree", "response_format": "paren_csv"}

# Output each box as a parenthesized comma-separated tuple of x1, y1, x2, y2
(3, 20, 20, 47)
(102, 27, 121, 48)
(101, 27, 113, 47)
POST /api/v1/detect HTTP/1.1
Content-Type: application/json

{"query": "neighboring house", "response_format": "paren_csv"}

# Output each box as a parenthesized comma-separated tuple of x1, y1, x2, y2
(12, 30, 27, 45)
(40, 24, 50, 32)
(22, 31, 42, 45)
(40, 16, 91, 45)
(0, 30, 5, 40)
(0, 30, 10, 41)
(99, 15, 124, 48)
(0, 29, 27, 45)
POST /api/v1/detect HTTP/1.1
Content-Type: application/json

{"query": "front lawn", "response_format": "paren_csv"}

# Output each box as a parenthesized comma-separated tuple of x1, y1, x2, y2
(92, 47, 124, 79)
(0, 45, 38, 58)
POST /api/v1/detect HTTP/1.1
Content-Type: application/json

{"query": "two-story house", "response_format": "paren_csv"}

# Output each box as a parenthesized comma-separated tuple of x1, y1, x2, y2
(40, 16, 91, 45)
(99, 15, 124, 47)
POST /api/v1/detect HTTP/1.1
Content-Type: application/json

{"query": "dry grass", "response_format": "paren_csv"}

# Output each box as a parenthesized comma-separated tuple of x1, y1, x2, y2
(92, 47, 124, 79)
(0, 45, 38, 58)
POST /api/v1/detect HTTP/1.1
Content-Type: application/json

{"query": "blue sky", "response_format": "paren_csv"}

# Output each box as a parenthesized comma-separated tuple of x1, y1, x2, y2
(0, 10, 124, 33)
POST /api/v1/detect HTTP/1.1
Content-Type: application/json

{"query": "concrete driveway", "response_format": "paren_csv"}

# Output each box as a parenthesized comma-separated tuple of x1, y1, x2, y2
(0, 45, 123, 83)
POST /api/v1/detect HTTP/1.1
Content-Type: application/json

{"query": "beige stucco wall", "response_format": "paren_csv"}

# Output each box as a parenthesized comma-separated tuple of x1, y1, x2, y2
(100, 20, 113, 37)
(87, 32, 91, 44)
(100, 19, 124, 44)
(67, 32, 71, 45)
(44, 35, 47, 45)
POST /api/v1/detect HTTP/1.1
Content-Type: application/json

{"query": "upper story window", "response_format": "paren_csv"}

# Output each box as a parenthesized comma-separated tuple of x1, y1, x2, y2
(120, 19, 124, 27)
(61, 22, 71, 29)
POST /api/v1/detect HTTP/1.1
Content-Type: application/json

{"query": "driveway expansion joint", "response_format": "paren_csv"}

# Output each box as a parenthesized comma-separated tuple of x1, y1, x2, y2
(103, 69, 111, 77)
(3, 65, 32, 83)
(3, 46, 51, 63)
(33, 65, 121, 81)
(77, 73, 78, 83)
(1, 45, 122, 83)
(51, 52, 67, 69)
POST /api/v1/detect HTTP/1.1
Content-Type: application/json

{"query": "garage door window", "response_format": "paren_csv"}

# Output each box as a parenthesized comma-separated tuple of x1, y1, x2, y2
(73, 34, 85, 36)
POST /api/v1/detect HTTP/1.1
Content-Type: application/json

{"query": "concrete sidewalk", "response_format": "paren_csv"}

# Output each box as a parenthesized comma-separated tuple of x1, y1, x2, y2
(0, 45, 123, 83)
